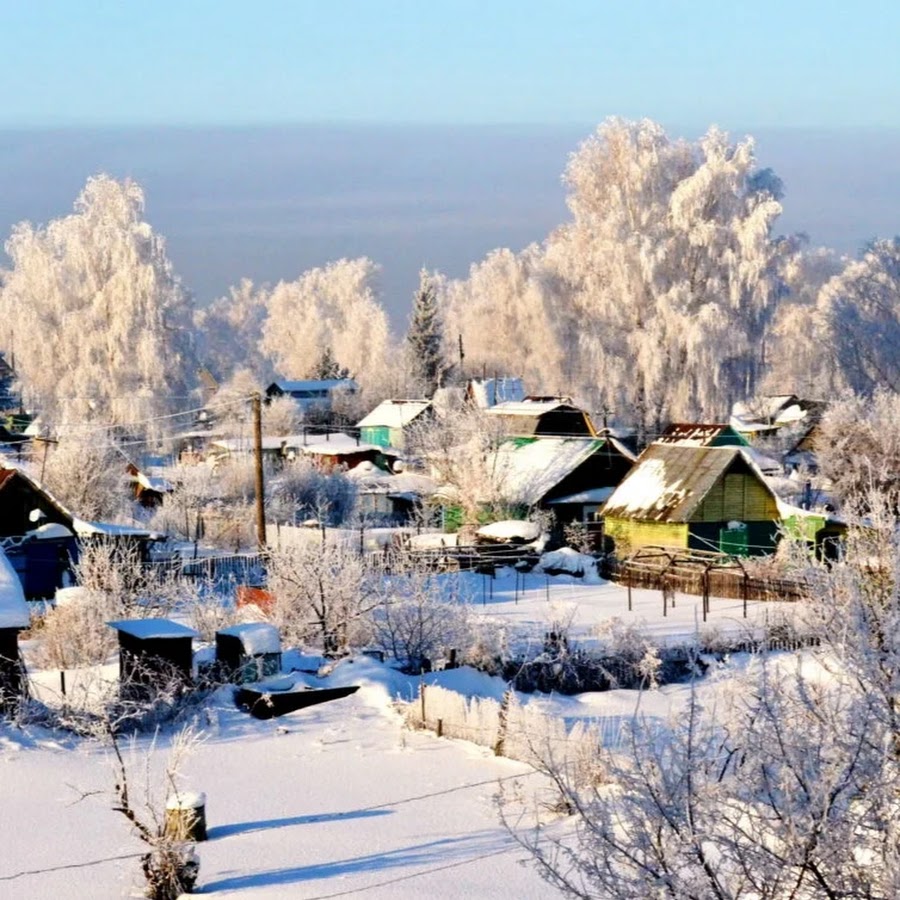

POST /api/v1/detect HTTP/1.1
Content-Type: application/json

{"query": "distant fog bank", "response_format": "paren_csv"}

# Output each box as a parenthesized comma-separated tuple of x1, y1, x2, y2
(0, 124, 897, 326)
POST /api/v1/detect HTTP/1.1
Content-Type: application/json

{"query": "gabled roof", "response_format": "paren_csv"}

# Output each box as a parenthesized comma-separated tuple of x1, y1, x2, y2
(356, 400, 432, 429)
(602, 444, 776, 523)
(657, 423, 749, 447)
(487, 437, 631, 506)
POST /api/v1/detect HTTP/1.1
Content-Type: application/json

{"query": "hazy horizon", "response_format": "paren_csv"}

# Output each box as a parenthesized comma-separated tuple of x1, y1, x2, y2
(1, 123, 898, 328)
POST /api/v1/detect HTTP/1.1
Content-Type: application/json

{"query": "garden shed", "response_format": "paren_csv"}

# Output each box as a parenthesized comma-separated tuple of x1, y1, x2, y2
(215, 622, 282, 683)
(602, 444, 780, 556)
(356, 399, 432, 450)
(108, 619, 197, 690)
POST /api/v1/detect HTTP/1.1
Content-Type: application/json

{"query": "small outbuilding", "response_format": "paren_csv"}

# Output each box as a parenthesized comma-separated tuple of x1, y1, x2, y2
(215, 622, 282, 683)
(108, 619, 198, 692)
(356, 399, 432, 450)
(485, 398, 597, 438)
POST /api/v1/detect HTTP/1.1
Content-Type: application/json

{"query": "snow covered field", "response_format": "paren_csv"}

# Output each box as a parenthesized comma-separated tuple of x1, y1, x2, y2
(1, 573, 799, 898)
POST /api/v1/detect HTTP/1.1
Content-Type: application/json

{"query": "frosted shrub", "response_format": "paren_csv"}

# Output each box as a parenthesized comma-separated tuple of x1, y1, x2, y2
(35, 589, 119, 669)
(370, 572, 470, 672)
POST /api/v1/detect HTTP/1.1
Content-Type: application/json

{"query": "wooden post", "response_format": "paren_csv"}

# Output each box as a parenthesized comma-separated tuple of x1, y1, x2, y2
(702, 570, 709, 623)
(165, 792, 207, 842)
(627, 581, 632, 612)
(436, 718, 443, 738)
(252, 393, 267, 550)
(743, 572, 749, 619)
(60, 669, 66, 697)
(419, 681, 426, 726)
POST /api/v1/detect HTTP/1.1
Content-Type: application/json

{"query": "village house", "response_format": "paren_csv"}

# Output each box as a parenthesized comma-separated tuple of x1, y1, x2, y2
(266, 378, 357, 417)
(485, 397, 597, 438)
(474, 435, 635, 543)
(209, 430, 397, 473)
(356, 399, 432, 451)
(601, 444, 781, 557)
(0, 466, 164, 597)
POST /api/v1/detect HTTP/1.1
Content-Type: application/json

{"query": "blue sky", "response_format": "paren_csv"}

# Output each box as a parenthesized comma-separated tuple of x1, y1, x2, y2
(2, 0, 898, 129)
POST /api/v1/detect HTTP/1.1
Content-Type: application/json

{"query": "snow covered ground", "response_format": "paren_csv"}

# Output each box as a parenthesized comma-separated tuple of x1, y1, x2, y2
(1, 572, 801, 898)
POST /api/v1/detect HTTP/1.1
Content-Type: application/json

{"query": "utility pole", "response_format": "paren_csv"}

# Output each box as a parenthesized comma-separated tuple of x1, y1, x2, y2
(252, 393, 267, 550)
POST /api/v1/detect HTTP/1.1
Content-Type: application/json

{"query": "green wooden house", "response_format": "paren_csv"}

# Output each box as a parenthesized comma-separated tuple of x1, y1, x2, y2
(356, 399, 432, 450)
(602, 444, 780, 556)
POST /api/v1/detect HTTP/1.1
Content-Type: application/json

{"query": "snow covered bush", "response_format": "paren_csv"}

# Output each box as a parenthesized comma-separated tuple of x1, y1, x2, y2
(369, 571, 470, 672)
(35, 587, 120, 669)
(266, 539, 379, 655)
(268, 457, 357, 526)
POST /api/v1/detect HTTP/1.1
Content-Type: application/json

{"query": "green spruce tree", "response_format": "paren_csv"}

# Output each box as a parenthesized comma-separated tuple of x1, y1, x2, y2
(406, 270, 445, 395)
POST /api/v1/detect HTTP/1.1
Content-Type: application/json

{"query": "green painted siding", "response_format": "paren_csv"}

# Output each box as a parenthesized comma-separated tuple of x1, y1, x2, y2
(361, 425, 391, 448)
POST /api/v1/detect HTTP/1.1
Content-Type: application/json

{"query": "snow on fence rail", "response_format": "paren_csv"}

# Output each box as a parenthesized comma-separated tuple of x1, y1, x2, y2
(403, 683, 611, 786)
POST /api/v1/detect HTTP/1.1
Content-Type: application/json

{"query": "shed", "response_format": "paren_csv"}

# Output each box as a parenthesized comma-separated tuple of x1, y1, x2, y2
(215, 623, 282, 683)
(108, 619, 197, 691)
(602, 444, 780, 556)
(356, 399, 432, 450)
(0, 546, 29, 713)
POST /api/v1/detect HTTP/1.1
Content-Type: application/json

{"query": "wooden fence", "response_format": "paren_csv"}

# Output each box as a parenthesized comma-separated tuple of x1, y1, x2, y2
(606, 556, 812, 603)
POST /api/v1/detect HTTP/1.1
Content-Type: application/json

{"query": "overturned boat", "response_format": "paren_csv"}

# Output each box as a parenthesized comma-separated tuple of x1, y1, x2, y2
(235, 675, 359, 720)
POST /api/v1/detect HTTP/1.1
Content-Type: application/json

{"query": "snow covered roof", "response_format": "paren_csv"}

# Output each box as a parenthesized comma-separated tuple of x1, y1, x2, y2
(356, 400, 432, 429)
(486, 399, 578, 417)
(108, 619, 198, 640)
(0, 546, 29, 629)
(476, 520, 542, 542)
(347, 464, 437, 496)
(212, 432, 382, 456)
(602, 444, 777, 523)
(268, 379, 356, 394)
(217, 622, 281, 655)
(73, 519, 165, 540)
(486, 437, 627, 506)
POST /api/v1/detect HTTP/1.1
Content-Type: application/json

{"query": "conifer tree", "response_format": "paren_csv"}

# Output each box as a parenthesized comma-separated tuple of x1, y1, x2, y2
(406, 269, 445, 395)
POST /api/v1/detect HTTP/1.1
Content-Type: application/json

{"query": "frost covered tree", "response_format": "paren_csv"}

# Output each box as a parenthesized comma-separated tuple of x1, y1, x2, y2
(193, 278, 270, 383)
(761, 240, 843, 395)
(0, 175, 197, 428)
(260, 258, 393, 400)
(820, 238, 900, 395)
(405, 270, 446, 396)
(545, 119, 784, 434)
(40, 434, 132, 522)
(815, 389, 900, 508)
(443, 246, 569, 394)
(266, 537, 379, 655)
